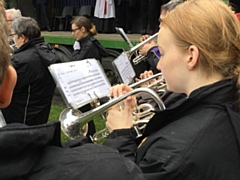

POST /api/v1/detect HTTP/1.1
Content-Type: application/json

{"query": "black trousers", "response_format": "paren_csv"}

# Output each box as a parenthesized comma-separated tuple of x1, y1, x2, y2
(115, 1, 135, 32)
(32, 0, 51, 29)
(140, 0, 160, 32)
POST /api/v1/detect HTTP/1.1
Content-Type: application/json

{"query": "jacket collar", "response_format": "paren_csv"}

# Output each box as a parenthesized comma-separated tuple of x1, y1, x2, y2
(78, 34, 94, 43)
(144, 79, 238, 136)
(14, 37, 45, 53)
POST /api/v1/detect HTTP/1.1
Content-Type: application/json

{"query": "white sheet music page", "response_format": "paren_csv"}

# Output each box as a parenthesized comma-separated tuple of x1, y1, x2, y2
(112, 52, 135, 85)
(48, 59, 111, 109)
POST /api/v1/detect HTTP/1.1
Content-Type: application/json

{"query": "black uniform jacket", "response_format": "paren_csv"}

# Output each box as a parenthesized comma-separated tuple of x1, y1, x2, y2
(0, 121, 145, 180)
(104, 79, 240, 179)
(71, 34, 108, 62)
(2, 37, 61, 125)
(146, 46, 160, 74)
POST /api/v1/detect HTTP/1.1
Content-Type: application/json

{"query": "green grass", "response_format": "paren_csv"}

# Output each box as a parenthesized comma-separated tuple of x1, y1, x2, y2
(48, 105, 105, 142)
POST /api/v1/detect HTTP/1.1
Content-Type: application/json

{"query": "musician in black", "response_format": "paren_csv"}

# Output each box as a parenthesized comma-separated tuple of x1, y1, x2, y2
(71, 16, 108, 63)
(104, 0, 240, 179)
(2, 17, 61, 125)
(70, 16, 108, 139)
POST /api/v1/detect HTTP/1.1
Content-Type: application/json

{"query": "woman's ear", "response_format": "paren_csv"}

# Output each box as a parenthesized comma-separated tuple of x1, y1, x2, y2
(21, 34, 28, 43)
(0, 66, 17, 108)
(187, 45, 199, 70)
(80, 26, 86, 33)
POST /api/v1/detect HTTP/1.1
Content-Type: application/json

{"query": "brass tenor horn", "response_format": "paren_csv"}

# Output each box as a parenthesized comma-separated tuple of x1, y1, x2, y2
(130, 72, 165, 88)
(130, 72, 166, 97)
(59, 87, 165, 142)
(115, 27, 158, 65)
(130, 32, 158, 65)
(91, 74, 166, 142)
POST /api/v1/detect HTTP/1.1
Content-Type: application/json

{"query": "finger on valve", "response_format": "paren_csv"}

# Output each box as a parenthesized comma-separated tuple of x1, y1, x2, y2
(140, 35, 150, 42)
(135, 71, 155, 87)
(126, 95, 137, 109)
(109, 84, 136, 108)
(139, 45, 149, 56)
(139, 70, 154, 79)
(109, 84, 133, 97)
(106, 100, 133, 132)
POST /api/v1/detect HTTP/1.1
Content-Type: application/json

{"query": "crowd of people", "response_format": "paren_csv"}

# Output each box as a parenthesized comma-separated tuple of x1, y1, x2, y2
(4, 0, 168, 34)
(4, 0, 240, 34)
(1, 0, 240, 179)
(93, 0, 169, 34)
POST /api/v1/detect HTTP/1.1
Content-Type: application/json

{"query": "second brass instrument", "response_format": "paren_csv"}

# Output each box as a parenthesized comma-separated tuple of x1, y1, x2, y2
(115, 27, 158, 65)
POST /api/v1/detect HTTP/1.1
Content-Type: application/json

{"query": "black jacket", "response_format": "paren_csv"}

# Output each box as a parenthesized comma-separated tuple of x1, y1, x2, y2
(104, 79, 240, 179)
(71, 34, 108, 62)
(70, 34, 108, 135)
(146, 46, 160, 74)
(2, 37, 61, 125)
(0, 121, 145, 180)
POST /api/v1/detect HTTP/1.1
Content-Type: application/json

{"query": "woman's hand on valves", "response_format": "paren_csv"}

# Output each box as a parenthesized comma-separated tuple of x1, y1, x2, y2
(106, 84, 136, 132)
(139, 35, 157, 56)
(135, 70, 156, 87)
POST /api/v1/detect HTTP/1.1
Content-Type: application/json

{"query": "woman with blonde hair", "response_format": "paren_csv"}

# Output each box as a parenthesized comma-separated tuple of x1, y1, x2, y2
(104, 0, 240, 179)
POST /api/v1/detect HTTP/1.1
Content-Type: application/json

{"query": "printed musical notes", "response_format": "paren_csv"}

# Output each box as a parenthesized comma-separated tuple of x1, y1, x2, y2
(48, 59, 111, 109)
(112, 52, 135, 85)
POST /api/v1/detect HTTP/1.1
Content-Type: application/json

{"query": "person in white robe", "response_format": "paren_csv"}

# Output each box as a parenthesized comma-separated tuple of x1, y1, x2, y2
(94, 0, 116, 33)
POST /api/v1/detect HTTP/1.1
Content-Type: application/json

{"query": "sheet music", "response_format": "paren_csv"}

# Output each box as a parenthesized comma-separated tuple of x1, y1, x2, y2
(112, 52, 135, 85)
(48, 59, 111, 109)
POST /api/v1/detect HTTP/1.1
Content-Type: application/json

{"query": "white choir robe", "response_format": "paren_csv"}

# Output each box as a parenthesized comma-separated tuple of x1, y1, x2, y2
(94, 0, 116, 19)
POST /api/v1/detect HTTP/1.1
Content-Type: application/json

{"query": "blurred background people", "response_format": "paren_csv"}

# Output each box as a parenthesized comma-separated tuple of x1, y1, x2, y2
(94, 0, 116, 33)
(5, 8, 21, 49)
(115, 0, 136, 34)
(139, 0, 169, 35)
(2, 17, 61, 125)
(32, 0, 52, 31)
